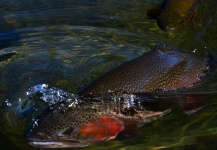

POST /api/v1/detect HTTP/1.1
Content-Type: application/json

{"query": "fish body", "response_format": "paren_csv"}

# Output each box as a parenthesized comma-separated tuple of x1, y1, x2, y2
(25, 97, 171, 148)
(25, 44, 209, 148)
(78, 44, 208, 97)
(147, 0, 201, 30)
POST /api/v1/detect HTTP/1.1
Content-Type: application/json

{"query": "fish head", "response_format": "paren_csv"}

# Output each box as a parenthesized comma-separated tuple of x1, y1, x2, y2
(24, 106, 83, 148)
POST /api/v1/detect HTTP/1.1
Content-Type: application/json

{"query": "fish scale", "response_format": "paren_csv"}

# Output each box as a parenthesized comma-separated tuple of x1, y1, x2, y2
(78, 44, 208, 96)
(25, 43, 209, 148)
(26, 97, 171, 148)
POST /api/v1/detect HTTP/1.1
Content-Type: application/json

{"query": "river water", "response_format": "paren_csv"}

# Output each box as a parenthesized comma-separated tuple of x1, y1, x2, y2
(1, 0, 217, 149)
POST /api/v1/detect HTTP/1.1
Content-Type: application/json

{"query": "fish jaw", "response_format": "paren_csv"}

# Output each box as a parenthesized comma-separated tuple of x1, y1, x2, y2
(28, 140, 90, 148)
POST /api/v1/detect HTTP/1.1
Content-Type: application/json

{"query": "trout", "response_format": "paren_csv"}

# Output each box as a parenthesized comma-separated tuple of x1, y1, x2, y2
(78, 43, 208, 97)
(25, 44, 209, 148)
(25, 95, 171, 148)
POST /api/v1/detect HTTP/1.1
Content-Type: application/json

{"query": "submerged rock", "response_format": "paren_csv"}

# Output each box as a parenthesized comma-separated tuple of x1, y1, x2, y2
(147, 0, 202, 31)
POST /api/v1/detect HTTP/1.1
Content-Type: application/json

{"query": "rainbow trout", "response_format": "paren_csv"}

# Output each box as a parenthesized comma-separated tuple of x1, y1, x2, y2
(78, 43, 208, 97)
(25, 44, 209, 148)
(147, 0, 201, 30)
(25, 91, 171, 148)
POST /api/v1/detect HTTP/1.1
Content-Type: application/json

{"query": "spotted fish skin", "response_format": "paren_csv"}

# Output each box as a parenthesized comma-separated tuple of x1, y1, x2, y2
(25, 100, 171, 148)
(78, 44, 208, 97)
(25, 43, 209, 148)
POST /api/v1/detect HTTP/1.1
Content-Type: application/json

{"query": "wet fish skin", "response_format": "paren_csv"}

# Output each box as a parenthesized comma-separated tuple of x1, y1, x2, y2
(78, 43, 208, 97)
(25, 100, 171, 148)
(25, 43, 209, 148)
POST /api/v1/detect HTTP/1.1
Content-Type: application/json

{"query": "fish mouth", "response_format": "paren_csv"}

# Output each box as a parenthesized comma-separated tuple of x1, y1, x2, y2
(28, 139, 89, 148)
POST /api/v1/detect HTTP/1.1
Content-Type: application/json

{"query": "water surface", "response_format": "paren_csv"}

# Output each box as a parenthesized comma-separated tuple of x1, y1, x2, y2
(1, 0, 217, 149)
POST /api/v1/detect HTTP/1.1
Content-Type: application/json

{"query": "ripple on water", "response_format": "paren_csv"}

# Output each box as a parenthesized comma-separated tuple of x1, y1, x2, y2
(0, 0, 217, 150)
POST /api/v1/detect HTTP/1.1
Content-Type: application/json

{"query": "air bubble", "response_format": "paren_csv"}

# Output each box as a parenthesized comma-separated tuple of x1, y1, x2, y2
(25, 84, 77, 105)
(5, 99, 12, 107)
(34, 120, 38, 126)
(7, 103, 11, 106)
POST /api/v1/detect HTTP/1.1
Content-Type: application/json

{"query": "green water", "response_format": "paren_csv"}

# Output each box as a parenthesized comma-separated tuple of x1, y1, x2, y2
(1, 0, 217, 149)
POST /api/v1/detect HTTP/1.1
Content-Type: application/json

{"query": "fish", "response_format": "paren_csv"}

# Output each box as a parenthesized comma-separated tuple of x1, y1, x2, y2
(78, 43, 209, 98)
(25, 43, 209, 148)
(147, 0, 201, 31)
(25, 98, 171, 148)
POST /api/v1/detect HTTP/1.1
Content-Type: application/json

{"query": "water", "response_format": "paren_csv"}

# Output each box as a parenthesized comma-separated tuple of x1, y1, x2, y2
(0, 0, 217, 149)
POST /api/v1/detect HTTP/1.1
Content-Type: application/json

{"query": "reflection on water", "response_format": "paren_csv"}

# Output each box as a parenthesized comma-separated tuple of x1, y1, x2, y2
(0, 0, 217, 149)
